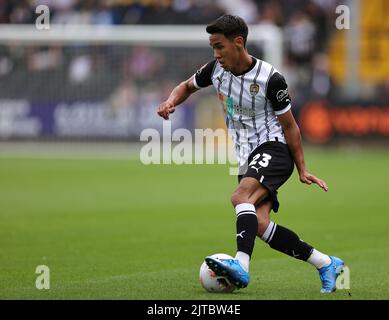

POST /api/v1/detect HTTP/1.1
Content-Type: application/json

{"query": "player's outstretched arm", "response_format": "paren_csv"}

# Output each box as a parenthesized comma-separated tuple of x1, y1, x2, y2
(277, 110, 328, 192)
(157, 77, 199, 120)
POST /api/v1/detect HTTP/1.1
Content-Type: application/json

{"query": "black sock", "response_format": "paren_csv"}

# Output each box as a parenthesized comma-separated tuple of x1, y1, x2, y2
(235, 203, 258, 257)
(262, 222, 313, 261)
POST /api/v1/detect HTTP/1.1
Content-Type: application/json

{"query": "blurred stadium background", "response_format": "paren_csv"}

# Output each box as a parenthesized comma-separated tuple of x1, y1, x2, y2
(0, 0, 388, 300)
(0, 0, 387, 144)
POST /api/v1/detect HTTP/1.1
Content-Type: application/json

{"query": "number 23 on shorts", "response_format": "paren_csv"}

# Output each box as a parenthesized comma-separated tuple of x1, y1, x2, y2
(249, 153, 272, 169)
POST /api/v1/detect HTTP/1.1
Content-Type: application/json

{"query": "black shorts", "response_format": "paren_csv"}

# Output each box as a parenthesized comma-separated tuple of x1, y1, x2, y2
(238, 142, 294, 213)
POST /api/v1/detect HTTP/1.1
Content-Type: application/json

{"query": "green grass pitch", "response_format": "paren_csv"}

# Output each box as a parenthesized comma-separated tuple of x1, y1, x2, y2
(0, 147, 388, 300)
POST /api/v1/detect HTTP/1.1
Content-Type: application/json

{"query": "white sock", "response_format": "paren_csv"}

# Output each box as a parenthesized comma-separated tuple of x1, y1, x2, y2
(307, 249, 331, 269)
(235, 251, 250, 272)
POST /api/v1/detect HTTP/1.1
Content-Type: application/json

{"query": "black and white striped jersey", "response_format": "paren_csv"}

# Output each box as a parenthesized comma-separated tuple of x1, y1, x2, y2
(193, 57, 291, 168)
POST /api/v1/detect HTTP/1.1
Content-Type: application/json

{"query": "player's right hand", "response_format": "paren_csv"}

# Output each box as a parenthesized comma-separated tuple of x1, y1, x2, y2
(157, 101, 176, 120)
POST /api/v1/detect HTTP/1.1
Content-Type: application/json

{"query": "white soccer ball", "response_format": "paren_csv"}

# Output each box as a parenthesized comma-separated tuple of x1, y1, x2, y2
(199, 253, 236, 293)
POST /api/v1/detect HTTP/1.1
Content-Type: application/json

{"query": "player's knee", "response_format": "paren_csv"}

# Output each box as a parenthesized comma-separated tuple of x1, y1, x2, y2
(231, 187, 268, 208)
(230, 190, 250, 207)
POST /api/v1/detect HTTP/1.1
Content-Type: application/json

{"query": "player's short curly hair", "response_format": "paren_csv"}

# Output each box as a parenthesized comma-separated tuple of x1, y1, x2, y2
(206, 15, 249, 46)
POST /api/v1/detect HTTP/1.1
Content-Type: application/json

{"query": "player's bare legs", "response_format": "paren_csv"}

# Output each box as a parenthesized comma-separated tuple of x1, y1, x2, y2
(206, 173, 344, 291)
(231, 177, 269, 206)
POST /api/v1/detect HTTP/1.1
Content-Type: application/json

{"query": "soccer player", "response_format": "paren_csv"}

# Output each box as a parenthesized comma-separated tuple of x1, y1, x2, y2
(157, 15, 344, 293)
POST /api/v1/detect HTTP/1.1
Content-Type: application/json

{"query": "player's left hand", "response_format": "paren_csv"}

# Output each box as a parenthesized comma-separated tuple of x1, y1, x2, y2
(299, 171, 328, 192)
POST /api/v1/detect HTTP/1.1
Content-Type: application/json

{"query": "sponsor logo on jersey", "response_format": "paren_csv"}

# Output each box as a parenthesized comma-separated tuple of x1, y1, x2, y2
(234, 105, 255, 118)
(218, 93, 234, 118)
(218, 93, 255, 118)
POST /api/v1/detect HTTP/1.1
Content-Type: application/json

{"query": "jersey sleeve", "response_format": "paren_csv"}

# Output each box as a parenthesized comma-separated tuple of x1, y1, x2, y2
(193, 60, 216, 89)
(266, 72, 292, 115)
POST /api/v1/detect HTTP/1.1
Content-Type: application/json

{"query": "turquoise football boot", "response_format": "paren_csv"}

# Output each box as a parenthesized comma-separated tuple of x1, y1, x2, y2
(205, 256, 249, 289)
(318, 256, 345, 293)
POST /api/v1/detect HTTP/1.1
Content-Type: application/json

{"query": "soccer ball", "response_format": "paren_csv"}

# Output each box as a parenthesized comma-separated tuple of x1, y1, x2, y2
(199, 253, 236, 293)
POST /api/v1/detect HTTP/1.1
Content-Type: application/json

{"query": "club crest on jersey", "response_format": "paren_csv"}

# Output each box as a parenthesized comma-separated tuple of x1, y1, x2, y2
(250, 83, 260, 96)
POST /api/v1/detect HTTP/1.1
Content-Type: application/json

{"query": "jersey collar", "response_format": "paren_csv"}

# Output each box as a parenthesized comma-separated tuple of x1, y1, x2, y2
(231, 56, 257, 77)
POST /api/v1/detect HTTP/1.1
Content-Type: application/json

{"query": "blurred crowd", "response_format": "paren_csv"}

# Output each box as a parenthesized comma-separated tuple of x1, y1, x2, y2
(0, 0, 338, 25)
(0, 0, 341, 57)
(0, 0, 386, 110)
